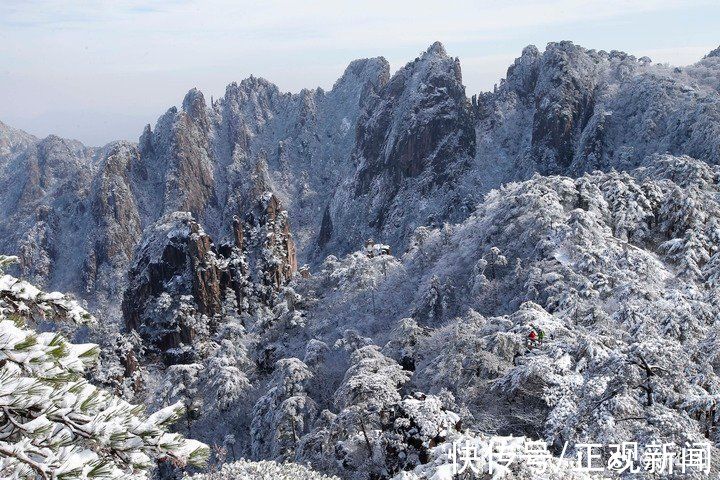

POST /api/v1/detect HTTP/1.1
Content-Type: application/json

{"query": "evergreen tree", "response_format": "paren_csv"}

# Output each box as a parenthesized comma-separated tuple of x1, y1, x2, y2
(0, 256, 209, 479)
(250, 358, 316, 460)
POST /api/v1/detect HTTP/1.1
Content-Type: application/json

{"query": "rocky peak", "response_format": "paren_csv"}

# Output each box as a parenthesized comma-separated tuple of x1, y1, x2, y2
(0, 121, 37, 159)
(354, 41, 473, 195)
(148, 107, 178, 156)
(224, 76, 282, 110)
(37, 135, 91, 169)
(335, 57, 391, 89)
(219, 77, 281, 152)
(141, 92, 216, 217)
(182, 87, 210, 131)
(425, 40, 447, 56)
(528, 41, 605, 172)
(316, 42, 476, 257)
(705, 45, 720, 59)
(332, 57, 391, 107)
(504, 44, 541, 97)
(139, 124, 153, 156)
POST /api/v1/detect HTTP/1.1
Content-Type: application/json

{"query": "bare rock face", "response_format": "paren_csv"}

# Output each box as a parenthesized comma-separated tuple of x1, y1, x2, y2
(122, 212, 234, 358)
(503, 45, 541, 97)
(85, 142, 142, 296)
(529, 41, 604, 172)
(140, 89, 217, 218)
(705, 45, 720, 59)
(0, 131, 98, 288)
(354, 42, 474, 197)
(122, 191, 297, 360)
(321, 42, 476, 256)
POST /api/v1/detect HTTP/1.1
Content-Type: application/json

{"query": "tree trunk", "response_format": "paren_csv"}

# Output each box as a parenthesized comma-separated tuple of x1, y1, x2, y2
(359, 418, 373, 455)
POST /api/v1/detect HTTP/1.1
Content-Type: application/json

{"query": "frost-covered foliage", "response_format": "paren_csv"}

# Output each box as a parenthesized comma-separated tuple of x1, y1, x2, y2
(285, 155, 720, 478)
(324, 346, 411, 476)
(295, 350, 460, 479)
(3, 40, 720, 480)
(205, 326, 251, 412)
(1, 256, 94, 326)
(0, 256, 209, 479)
(186, 459, 339, 480)
(251, 358, 316, 461)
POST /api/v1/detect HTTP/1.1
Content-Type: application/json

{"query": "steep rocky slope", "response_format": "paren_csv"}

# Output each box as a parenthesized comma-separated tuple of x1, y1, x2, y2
(322, 42, 476, 256)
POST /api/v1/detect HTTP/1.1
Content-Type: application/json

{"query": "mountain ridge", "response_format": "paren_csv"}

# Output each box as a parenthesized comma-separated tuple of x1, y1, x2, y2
(1, 39, 719, 309)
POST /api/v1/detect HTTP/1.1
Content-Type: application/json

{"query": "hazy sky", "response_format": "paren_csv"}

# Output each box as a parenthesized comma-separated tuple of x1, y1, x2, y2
(1, 0, 719, 146)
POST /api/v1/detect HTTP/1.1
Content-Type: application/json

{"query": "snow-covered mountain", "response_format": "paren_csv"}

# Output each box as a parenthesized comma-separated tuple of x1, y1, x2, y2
(2, 41, 720, 478)
(3, 42, 719, 303)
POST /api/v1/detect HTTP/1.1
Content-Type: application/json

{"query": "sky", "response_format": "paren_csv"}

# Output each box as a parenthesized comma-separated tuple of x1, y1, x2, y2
(1, 0, 719, 146)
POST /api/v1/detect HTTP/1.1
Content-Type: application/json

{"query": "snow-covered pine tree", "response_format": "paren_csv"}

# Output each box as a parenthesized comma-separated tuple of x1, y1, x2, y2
(161, 363, 204, 437)
(250, 358, 316, 461)
(330, 346, 411, 475)
(0, 256, 209, 479)
(333, 329, 372, 354)
(383, 318, 427, 371)
(252, 286, 307, 369)
(704, 251, 720, 288)
(186, 458, 339, 479)
(416, 275, 447, 324)
(335, 346, 410, 413)
(204, 318, 252, 412)
(483, 246, 508, 279)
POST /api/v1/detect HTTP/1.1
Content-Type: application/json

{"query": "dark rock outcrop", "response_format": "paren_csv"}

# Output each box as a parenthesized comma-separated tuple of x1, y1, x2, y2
(122, 212, 230, 354)
(122, 191, 297, 359)
(85, 143, 142, 295)
(354, 42, 475, 197)
(529, 41, 603, 172)
(705, 45, 720, 59)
